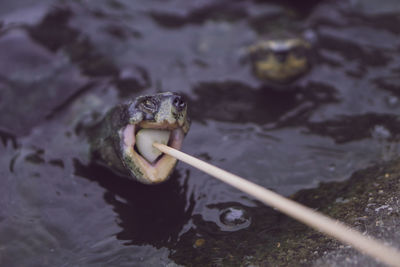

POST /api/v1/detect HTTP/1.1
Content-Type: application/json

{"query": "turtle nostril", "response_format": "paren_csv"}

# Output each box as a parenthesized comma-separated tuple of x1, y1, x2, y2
(173, 95, 186, 111)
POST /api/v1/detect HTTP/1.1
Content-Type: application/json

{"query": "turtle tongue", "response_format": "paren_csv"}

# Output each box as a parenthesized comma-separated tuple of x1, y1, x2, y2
(135, 129, 171, 163)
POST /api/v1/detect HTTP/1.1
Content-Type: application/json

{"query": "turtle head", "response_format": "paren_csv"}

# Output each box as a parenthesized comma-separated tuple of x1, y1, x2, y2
(119, 92, 190, 184)
(248, 38, 312, 83)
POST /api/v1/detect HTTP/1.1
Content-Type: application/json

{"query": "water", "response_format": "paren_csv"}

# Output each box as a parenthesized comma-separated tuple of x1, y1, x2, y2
(1, 0, 400, 265)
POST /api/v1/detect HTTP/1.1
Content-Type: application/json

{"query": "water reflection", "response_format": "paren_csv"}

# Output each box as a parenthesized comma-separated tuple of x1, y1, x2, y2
(73, 160, 195, 247)
(318, 34, 391, 68)
(149, 1, 248, 28)
(306, 113, 400, 143)
(28, 6, 146, 98)
(0, 26, 88, 136)
(186, 81, 337, 126)
(29, 7, 119, 77)
(374, 76, 400, 97)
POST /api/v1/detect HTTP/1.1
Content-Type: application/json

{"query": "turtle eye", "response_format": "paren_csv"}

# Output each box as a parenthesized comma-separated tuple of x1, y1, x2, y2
(141, 97, 157, 113)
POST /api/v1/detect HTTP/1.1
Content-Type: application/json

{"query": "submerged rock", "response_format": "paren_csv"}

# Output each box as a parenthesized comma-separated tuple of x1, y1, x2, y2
(254, 159, 400, 266)
(170, 158, 400, 266)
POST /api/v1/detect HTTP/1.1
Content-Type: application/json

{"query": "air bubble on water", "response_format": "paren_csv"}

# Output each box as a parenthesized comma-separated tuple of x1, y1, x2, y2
(218, 206, 251, 232)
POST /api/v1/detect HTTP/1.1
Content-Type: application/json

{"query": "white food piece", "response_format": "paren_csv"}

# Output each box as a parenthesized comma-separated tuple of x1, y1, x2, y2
(136, 129, 171, 162)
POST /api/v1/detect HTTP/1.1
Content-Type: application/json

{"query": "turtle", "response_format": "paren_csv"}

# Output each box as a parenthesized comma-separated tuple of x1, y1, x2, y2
(88, 92, 190, 184)
(247, 35, 314, 83)
(244, 12, 317, 84)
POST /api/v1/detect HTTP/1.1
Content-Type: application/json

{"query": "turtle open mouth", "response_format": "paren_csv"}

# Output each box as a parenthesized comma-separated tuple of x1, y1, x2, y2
(121, 122, 184, 184)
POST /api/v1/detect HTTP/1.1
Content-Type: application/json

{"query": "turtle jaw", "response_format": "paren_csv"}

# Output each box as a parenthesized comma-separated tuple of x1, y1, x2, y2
(121, 124, 185, 184)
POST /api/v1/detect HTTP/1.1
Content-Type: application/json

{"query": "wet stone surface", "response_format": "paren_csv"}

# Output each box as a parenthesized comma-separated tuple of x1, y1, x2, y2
(1, 0, 400, 266)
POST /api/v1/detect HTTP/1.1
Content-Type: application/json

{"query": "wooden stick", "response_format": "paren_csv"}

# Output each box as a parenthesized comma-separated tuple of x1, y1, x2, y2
(154, 143, 400, 267)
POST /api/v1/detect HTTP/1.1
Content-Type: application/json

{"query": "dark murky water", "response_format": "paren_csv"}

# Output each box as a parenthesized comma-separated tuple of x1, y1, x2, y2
(1, 0, 400, 266)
